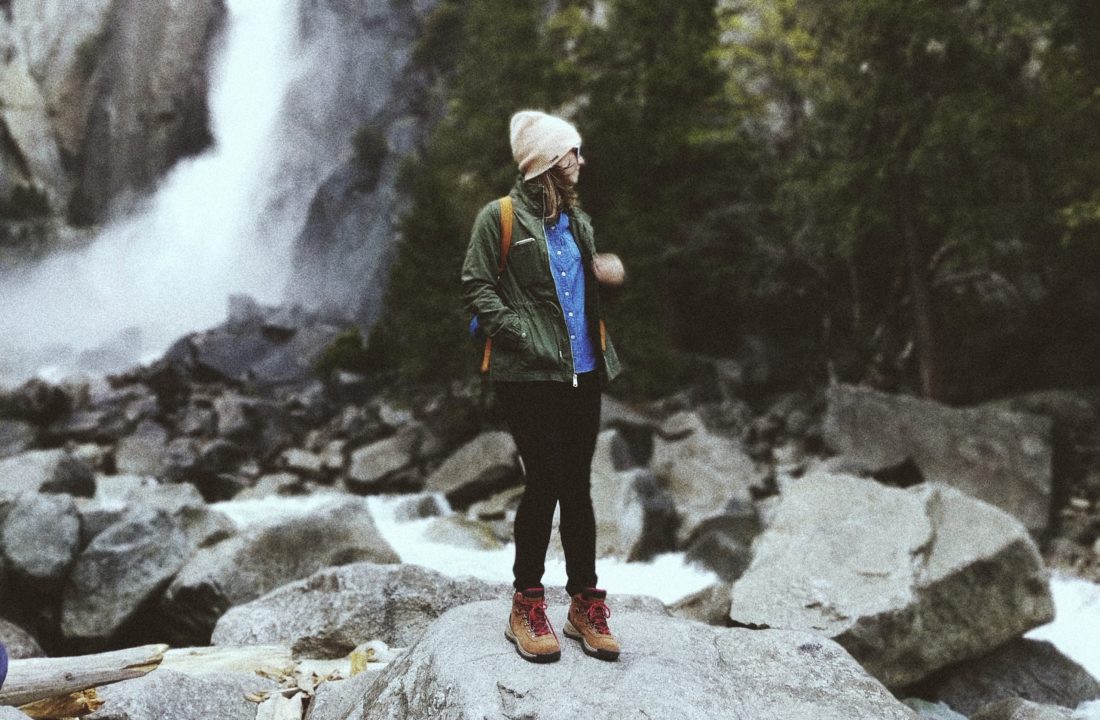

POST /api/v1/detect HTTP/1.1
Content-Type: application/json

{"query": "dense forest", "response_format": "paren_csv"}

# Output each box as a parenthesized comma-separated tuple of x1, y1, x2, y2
(367, 0, 1100, 402)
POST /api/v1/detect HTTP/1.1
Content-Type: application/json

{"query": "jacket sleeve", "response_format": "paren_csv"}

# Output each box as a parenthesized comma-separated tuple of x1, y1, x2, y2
(461, 201, 524, 348)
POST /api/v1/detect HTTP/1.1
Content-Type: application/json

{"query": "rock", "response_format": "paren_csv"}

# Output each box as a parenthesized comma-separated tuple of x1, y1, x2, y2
(84, 668, 276, 720)
(902, 699, 969, 720)
(79, 475, 234, 550)
(213, 393, 260, 440)
(61, 510, 190, 641)
(650, 413, 765, 545)
(909, 639, 1100, 715)
(65, 0, 226, 224)
(281, 448, 325, 476)
(233, 472, 307, 500)
(163, 498, 399, 644)
(823, 384, 1053, 532)
(599, 394, 658, 463)
(728, 473, 1054, 688)
(0, 708, 32, 720)
(1, 492, 80, 588)
(591, 441, 677, 560)
(281, 0, 438, 325)
(347, 426, 421, 491)
(0, 379, 72, 425)
(211, 562, 509, 657)
(0, 616, 44, 658)
(971, 698, 1077, 720)
(422, 516, 503, 550)
(668, 582, 732, 627)
(683, 498, 760, 582)
(423, 431, 520, 509)
(321, 440, 346, 472)
(393, 492, 450, 521)
(0, 449, 93, 500)
(178, 402, 216, 437)
(0, 57, 67, 201)
(303, 670, 381, 720)
(113, 420, 168, 476)
(165, 302, 346, 389)
(0, 419, 35, 459)
(349, 601, 918, 720)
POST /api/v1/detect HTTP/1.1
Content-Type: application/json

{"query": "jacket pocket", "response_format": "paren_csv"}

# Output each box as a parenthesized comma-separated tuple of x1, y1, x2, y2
(507, 238, 548, 288)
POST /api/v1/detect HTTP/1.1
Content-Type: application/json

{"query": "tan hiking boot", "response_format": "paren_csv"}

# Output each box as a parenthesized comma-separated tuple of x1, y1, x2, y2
(505, 588, 561, 663)
(564, 587, 620, 661)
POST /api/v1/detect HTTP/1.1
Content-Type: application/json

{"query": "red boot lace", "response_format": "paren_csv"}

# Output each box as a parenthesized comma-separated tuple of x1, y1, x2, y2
(523, 599, 553, 637)
(583, 598, 612, 635)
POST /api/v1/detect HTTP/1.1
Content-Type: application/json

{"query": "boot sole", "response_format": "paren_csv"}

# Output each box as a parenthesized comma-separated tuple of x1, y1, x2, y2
(504, 627, 561, 663)
(563, 621, 620, 661)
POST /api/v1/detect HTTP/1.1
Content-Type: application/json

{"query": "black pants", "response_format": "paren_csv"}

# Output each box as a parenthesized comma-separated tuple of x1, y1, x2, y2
(495, 372, 601, 597)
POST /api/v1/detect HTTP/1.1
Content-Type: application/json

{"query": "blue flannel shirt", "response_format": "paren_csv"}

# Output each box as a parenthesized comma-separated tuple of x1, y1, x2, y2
(544, 212, 597, 373)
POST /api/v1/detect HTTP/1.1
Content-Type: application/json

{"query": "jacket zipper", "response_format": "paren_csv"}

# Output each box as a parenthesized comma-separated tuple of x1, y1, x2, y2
(542, 201, 578, 388)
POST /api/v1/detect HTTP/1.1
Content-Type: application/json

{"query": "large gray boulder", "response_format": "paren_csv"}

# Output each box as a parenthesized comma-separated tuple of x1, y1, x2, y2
(589, 431, 675, 561)
(0, 419, 35, 459)
(0, 448, 94, 499)
(347, 426, 420, 491)
(342, 600, 917, 720)
(62, 510, 190, 641)
(423, 431, 520, 509)
(113, 420, 169, 476)
(649, 412, 764, 545)
(212, 562, 510, 656)
(1, 492, 80, 588)
(85, 668, 275, 720)
(911, 639, 1100, 715)
(729, 473, 1054, 688)
(78, 474, 233, 549)
(162, 498, 399, 644)
(823, 384, 1053, 532)
(0, 616, 44, 658)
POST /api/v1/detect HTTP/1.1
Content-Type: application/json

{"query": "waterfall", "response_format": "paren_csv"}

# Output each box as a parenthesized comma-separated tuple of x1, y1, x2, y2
(0, 0, 319, 386)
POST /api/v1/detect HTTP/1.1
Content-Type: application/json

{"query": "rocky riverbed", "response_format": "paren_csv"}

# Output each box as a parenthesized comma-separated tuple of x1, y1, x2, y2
(0, 300, 1098, 719)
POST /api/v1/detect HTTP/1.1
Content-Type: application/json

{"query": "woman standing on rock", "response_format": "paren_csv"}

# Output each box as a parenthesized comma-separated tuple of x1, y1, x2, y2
(461, 110, 626, 663)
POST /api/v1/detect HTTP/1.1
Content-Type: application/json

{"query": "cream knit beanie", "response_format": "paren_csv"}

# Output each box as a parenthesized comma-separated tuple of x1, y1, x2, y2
(509, 110, 582, 181)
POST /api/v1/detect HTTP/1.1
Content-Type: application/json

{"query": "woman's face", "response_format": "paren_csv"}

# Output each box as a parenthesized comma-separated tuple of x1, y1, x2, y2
(557, 148, 585, 186)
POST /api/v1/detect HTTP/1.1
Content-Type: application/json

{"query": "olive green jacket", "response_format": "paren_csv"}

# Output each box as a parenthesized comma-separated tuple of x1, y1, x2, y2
(461, 176, 622, 385)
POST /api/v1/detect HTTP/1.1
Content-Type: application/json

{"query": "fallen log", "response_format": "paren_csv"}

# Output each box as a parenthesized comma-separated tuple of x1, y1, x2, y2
(0, 644, 167, 707)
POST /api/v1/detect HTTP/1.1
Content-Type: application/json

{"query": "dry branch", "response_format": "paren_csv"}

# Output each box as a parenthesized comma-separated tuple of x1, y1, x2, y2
(0, 644, 167, 707)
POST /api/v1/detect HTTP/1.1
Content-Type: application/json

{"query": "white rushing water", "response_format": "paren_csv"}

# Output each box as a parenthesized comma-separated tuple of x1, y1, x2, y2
(0, 0, 303, 383)
(1027, 572, 1100, 681)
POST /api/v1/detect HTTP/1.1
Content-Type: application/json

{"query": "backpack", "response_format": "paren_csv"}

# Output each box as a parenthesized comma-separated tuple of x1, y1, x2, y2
(470, 196, 513, 373)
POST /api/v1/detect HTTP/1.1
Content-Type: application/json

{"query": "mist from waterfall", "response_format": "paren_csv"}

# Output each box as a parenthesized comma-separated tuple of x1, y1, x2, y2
(0, 0, 314, 386)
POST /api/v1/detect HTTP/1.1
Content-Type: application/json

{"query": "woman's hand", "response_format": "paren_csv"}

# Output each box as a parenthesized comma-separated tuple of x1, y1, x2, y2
(592, 253, 625, 287)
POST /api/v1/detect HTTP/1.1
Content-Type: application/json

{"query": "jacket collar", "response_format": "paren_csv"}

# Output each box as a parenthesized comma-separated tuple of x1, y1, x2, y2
(511, 174, 545, 216)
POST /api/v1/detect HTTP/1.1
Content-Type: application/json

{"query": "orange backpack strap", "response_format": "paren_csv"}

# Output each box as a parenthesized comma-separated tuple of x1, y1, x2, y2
(481, 196, 514, 373)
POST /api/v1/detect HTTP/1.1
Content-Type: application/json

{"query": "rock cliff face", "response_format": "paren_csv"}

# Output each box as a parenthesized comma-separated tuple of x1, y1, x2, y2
(0, 0, 224, 224)
(283, 0, 437, 327)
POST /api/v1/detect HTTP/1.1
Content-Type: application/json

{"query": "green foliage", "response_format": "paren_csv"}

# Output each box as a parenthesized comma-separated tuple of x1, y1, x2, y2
(315, 327, 375, 377)
(368, 0, 591, 386)
(0, 184, 51, 220)
(371, 0, 1100, 400)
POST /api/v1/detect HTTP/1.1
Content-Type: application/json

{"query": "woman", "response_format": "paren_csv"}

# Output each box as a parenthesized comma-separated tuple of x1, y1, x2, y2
(461, 110, 625, 663)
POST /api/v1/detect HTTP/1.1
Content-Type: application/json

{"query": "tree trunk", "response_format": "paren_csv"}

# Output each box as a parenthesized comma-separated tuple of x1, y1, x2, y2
(898, 182, 943, 399)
